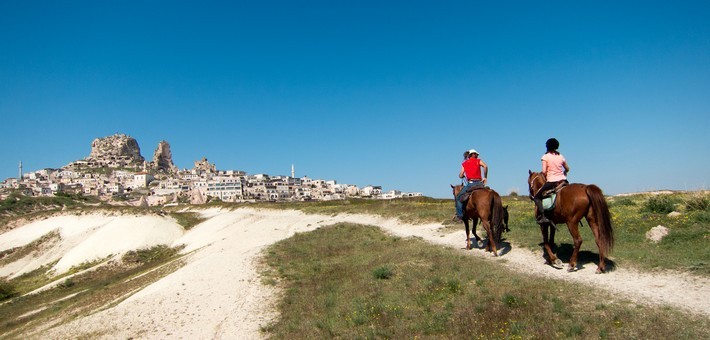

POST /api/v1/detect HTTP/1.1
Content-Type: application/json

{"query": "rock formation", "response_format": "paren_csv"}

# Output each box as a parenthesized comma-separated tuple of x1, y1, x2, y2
(189, 188, 206, 204)
(152, 140, 177, 173)
(87, 134, 145, 166)
(193, 157, 216, 174)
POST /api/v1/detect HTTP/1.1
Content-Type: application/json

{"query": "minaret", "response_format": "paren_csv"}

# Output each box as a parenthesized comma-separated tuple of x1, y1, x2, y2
(291, 164, 295, 178)
(18, 160, 22, 181)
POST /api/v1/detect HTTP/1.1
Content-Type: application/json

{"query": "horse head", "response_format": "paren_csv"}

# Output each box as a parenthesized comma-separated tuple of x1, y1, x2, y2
(527, 170, 546, 199)
(450, 184, 463, 197)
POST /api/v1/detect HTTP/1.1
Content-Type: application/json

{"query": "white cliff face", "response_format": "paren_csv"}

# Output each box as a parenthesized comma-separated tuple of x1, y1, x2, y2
(88, 134, 145, 164)
(152, 140, 177, 172)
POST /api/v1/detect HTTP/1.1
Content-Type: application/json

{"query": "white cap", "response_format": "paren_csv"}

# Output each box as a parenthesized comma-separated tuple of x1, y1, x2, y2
(468, 149, 479, 155)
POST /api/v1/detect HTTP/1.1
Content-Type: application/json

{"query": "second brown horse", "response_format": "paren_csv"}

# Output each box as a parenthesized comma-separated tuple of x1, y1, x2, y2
(451, 185, 507, 255)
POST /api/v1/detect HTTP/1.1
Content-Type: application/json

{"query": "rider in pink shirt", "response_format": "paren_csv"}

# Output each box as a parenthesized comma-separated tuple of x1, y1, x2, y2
(533, 138, 570, 224)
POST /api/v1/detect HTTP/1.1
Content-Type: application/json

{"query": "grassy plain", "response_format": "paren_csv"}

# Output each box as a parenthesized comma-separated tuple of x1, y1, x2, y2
(261, 223, 708, 339)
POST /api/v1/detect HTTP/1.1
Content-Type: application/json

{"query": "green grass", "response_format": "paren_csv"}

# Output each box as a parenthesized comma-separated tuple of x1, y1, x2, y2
(261, 223, 709, 339)
(168, 211, 206, 230)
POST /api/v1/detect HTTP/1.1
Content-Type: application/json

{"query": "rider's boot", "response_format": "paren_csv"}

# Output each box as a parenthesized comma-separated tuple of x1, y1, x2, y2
(534, 198, 550, 224)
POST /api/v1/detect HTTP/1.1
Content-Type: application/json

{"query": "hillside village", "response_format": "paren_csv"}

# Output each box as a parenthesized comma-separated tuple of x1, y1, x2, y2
(0, 134, 422, 206)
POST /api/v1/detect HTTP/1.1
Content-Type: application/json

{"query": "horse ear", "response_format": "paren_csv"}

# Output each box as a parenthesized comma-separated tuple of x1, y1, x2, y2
(528, 170, 532, 175)
(450, 184, 454, 189)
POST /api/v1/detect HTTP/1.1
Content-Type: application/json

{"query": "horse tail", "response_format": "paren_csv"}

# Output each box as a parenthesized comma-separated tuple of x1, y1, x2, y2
(586, 185, 614, 256)
(490, 191, 505, 243)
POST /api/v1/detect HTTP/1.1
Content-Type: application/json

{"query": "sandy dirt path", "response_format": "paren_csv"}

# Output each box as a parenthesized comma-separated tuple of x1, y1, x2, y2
(30, 208, 710, 339)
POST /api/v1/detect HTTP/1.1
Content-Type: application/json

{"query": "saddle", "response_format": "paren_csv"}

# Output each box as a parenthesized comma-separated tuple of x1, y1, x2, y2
(458, 183, 487, 203)
(541, 181, 569, 211)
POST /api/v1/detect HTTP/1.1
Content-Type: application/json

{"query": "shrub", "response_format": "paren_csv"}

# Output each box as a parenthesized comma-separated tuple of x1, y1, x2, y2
(58, 278, 75, 288)
(644, 195, 676, 214)
(683, 193, 709, 212)
(372, 265, 394, 280)
(610, 197, 636, 207)
(0, 280, 17, 301)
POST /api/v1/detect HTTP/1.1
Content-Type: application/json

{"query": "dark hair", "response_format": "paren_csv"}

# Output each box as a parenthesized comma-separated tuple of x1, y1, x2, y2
(546, 138, 560, 154)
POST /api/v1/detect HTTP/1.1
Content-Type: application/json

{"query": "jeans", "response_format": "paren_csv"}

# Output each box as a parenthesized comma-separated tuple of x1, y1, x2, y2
(456, 180, 483, 218)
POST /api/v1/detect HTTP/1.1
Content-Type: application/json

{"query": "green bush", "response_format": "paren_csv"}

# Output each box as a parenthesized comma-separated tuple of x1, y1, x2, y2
(644, 195, 676, 214)
(0, 280, 17, 301)
(610, 197, 636, 207)
(684, 194, 709, 212)
(372, 265, 394, 280)
(58, 278, 75, 289)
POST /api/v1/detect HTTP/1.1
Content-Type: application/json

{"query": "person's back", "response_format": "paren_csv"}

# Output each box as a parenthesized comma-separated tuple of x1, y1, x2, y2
(534, 138, 569, 224)
(454, 149, 488, 221)
(541, 152, 566, 182)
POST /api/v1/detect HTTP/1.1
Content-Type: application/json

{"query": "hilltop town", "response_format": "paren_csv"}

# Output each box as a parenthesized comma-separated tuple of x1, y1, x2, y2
(0, 134, 422, 206)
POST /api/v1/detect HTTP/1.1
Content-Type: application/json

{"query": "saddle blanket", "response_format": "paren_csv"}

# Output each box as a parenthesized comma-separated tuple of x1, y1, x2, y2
(542, 194, 557, 211)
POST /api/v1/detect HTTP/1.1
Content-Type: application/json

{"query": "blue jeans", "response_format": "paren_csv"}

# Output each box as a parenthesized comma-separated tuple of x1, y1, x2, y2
(456, 180, 483, 218)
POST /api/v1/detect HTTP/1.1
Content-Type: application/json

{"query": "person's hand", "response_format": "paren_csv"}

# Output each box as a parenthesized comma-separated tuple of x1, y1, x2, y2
(483, 178, 488, 184)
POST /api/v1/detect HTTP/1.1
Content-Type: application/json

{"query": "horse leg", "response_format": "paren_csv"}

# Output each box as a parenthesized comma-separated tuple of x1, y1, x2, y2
(586, 216, 607, 273)
(482, 220, 498, 256)
(566, 218, 583, 272)
(464, 219, 471, 250)
(471, 217, 481, 246)
(540, 223, 561, 268)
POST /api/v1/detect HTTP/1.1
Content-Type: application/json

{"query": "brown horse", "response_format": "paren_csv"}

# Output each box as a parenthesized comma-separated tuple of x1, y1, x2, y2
(451, 185, 507, 255)
(527, 171, 614, 273)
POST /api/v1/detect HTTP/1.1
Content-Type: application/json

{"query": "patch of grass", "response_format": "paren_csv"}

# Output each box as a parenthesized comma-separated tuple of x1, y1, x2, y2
(372, 265, 394, 280)
(122, 245, 183, 265)
(262, 223, 709, 339)
(169, 211, 206, 230)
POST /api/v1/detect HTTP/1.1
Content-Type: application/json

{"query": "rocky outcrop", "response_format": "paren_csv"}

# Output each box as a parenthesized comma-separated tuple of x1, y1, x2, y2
(87, 134, 145, 166)
(193, 157, 216, 174)
(152, 141, 177, 173)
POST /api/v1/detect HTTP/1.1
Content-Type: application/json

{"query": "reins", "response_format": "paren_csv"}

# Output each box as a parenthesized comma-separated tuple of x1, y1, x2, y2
(528, 172, 545, 199)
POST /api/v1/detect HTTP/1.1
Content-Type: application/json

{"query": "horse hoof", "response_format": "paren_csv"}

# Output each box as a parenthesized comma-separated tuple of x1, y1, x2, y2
(567, 266, 578, 272)
(595, 267, 605, 274)
(550, 259, 563, 269)
(476, 241, 483, 248)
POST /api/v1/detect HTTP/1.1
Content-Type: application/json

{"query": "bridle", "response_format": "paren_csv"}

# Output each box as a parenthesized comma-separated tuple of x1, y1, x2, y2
(528, 172, 545, 199)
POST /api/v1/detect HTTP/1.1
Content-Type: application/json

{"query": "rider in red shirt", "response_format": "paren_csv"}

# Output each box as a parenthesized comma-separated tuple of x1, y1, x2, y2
(455, 149, 488, 221)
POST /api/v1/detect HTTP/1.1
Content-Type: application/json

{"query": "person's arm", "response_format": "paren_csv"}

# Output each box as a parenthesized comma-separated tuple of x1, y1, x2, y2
(563, 162, 570, 175)
(480, 160, 488, 183)
(459, 165, 465, 179)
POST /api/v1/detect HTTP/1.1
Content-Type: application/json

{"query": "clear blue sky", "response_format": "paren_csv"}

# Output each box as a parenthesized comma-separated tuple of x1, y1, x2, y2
(1, 1, 708, 198)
